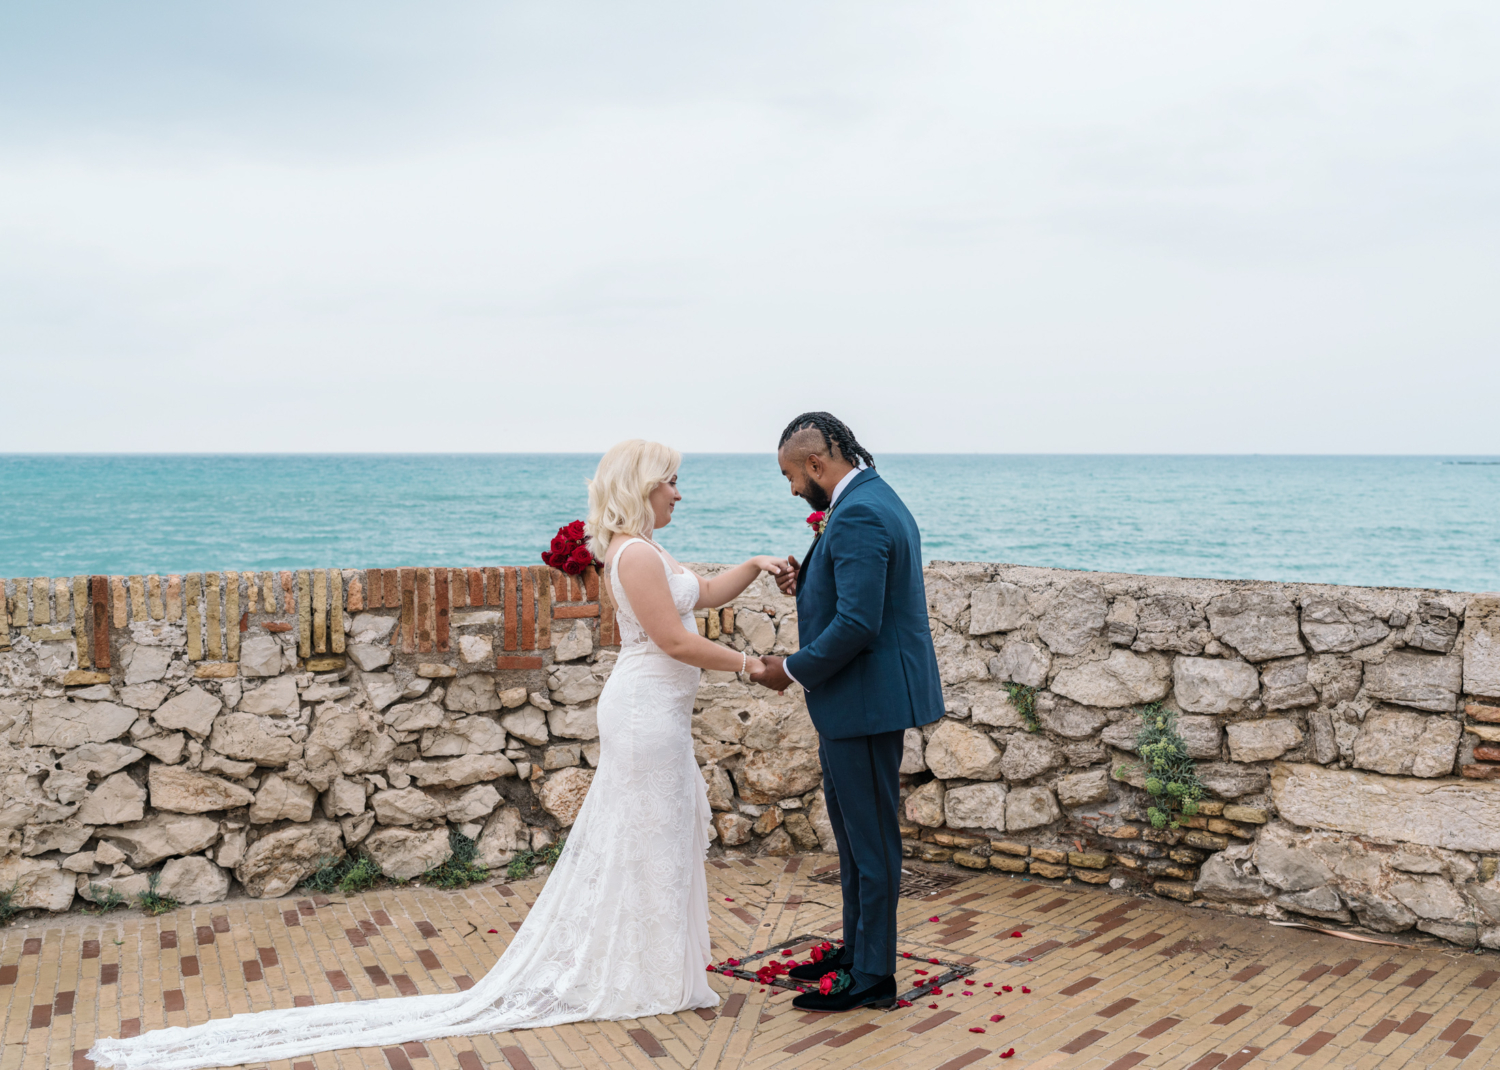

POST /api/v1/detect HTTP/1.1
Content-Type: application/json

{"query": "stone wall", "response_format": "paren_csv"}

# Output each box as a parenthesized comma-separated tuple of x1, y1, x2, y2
(4, 564, 1500, 949)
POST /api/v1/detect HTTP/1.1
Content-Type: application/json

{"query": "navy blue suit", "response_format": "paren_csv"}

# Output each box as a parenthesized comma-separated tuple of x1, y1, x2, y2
(785, 468, 943, 979)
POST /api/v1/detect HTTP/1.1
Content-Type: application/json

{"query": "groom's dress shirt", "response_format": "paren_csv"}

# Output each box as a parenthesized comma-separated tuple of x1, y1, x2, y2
(782, 462, 863, 690)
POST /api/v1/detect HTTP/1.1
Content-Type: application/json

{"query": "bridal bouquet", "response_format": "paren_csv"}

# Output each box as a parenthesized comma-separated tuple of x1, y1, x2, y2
(541, 520, 594, 575)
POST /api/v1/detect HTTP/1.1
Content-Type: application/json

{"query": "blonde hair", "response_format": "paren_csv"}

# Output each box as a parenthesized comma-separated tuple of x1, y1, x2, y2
(587, 439, 682, 559)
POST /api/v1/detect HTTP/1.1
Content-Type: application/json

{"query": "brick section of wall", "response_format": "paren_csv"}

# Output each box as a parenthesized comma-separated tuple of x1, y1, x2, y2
(416, 567, 433, 654)
(520, 567, 536, 651)
(330, 570, 345, 654)
(399, 568, 416, 653)
(90, 575, 110, 668)
(535, 565, 552, 649)
(434, 568, 451, 652)
(502, 568, 519, 650)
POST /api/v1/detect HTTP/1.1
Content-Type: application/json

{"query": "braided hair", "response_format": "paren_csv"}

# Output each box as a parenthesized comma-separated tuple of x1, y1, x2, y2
(777, 412, 876, 469)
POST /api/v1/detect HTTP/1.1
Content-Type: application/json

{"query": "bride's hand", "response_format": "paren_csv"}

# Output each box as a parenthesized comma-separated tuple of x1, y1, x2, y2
(749, 555, 785, 576)
(744, 656, 767, 676)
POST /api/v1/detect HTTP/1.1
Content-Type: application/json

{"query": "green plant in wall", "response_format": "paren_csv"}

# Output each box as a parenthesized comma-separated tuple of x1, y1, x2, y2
(423, 829, 492, 889)
(0, 882, 20, 925)
(83, 885, 129, 915)
(506, 835, 567, 881)
(136, 872, 181, 917)
(1132, 703, 1204, 829)
(1003, 682, 1041, 733)
(303, 854, 382, 895)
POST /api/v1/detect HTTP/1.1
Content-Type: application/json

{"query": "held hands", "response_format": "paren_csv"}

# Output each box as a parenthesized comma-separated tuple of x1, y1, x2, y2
(748, 655, 793, 693)
(775, 555, 798, 596)
(743, 655, 767, 677)
(749, 555, 786, 577)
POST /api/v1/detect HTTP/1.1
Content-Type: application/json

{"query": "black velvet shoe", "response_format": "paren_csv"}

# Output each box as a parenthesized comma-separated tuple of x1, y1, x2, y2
(787, 945, 851, 982)
(791, 972, 897, 1012)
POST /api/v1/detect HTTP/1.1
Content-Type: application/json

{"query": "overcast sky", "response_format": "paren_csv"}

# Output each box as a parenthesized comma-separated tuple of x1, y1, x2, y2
(2, 2, 1497, 454)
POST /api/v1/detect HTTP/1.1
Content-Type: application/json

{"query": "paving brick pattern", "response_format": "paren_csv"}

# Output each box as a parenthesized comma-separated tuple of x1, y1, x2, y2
(3, 857, 1500, 1069)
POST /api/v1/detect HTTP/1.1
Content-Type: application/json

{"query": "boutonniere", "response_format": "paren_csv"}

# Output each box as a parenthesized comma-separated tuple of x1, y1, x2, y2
(806, 511, 827, 535)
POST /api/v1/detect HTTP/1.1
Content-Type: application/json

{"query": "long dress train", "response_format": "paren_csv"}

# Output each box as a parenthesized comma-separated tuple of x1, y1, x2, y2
(89, 539, 716, 1070)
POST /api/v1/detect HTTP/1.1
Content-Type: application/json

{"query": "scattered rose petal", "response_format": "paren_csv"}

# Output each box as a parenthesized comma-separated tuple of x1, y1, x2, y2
(1021, 986, 1031, 994)
(931, 988, 943, 995)
(961, 992, 972, 997)
(969, 1027, 985, 1033)
(781, 949, 794, 957)
(928, 1003, 938, 1009)
(914, 969, 928, 975)
(983, 982, 993, 988)
(929, 916, 941, 922)
(487, 929, 498, 934)
(1000, 1049, 1015, 1059)
(964, 979, 975, 986)
(1002, 985, 1013, 992)
(896, 999, 912, 1008)
(902, 952, 912, 958)
(929, 958, 940, 964)
(725, 897, 734, 901)
(990, 1014, 1005, 1022)
(1011, 931, 1022, 937)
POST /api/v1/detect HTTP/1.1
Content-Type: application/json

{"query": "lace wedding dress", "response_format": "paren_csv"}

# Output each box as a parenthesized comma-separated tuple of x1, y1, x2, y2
(90, 538, 717, 1070)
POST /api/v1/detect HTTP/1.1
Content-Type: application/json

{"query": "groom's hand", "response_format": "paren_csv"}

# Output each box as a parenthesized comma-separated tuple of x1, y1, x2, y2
(749, 655, 793, 693)
(775, 556, 798, 596)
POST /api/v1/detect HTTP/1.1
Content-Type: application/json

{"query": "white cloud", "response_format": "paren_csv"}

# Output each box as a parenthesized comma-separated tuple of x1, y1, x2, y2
(1, 1, 1497, 452)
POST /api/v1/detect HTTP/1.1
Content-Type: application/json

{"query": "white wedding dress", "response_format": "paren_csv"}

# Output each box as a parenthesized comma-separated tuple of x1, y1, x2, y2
(90, 538, 717, 1070)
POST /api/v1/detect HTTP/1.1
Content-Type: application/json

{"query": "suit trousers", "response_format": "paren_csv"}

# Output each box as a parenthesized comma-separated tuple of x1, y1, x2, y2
(817, 729, 906, 979)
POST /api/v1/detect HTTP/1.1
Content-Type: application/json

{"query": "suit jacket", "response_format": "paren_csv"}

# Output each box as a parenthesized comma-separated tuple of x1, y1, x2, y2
(785, 468, 945, 739)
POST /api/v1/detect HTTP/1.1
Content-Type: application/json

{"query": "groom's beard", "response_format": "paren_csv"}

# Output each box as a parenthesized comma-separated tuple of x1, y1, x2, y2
(800, 482, 831, 513)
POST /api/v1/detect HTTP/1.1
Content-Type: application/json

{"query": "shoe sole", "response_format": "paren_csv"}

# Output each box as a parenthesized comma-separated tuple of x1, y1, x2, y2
(791, 995, 897, 1012)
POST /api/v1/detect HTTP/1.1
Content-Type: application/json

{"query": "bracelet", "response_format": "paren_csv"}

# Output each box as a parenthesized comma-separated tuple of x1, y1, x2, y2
(740, 650, 748, 674)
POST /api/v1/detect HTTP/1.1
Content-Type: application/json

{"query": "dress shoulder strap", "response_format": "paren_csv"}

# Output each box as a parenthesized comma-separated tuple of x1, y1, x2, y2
(610, 537, 667, 575)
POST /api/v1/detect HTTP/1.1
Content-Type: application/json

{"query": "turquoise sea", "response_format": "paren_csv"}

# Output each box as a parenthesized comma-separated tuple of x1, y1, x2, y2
(2, 455, 1498, 593)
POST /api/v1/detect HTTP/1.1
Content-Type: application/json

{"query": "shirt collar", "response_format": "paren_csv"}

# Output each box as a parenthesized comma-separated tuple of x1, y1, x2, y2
(828, 461, 867, 510)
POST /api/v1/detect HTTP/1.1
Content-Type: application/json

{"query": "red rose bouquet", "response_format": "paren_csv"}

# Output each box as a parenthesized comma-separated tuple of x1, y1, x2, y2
(542, 520, 595, 575)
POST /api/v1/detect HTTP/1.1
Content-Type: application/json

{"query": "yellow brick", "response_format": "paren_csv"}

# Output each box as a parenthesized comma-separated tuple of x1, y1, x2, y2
(111, 574, 128, 627)
(206, 571, 222, 660)
(185, 573, 203, 661)
(148, 574, 164, 619)
(129, 575, 147, 623)
(226, 571, 240, 663)
(330, 569, 345, 655)
(72, 575, 88, 665)
(31, 577, 51, 624)
(297, 570, 312, 658)
(313, 568, 327, 654)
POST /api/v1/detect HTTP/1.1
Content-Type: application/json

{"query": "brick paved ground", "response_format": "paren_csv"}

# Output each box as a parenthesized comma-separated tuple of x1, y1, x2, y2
(4, 856, 1500, 1070)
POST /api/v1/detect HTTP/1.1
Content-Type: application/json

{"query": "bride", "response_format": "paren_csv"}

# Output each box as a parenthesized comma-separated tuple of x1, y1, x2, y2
(90, 439, 788, 1070)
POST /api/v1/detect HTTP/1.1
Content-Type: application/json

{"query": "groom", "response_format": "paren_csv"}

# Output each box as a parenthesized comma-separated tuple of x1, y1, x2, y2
(749, 412, 944, 1012)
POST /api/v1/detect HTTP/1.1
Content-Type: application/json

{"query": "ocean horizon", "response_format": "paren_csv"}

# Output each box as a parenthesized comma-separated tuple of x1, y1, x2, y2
(3, 453, 1497, 593)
